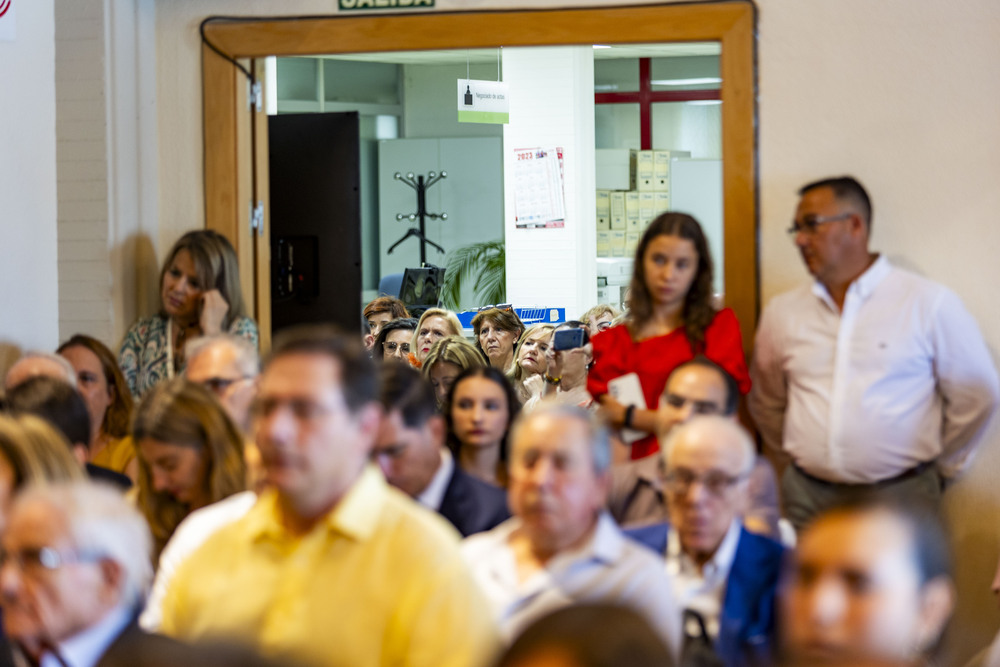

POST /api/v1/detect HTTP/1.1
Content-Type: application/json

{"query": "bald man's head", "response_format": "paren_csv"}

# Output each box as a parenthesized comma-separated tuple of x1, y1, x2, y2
(5, 354, 77, 392)
(662, 416, 755, 566)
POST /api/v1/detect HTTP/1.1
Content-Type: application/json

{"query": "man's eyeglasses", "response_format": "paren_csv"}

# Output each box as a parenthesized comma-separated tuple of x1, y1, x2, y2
(383, 342, 411, 354)
(663, 468, 750, 496)
(786, 213, 852, 237)
(0, 546, 102, 575)
(199, 376, 251, 395)
(477, 303, 513, 313)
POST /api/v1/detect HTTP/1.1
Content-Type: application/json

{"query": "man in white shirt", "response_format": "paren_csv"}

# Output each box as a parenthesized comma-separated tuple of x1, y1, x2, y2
(750, 176, 1000, 530)
(462, 404, 681, 655)
(374, 363, 509, 536)
(627, 416, 784, 666)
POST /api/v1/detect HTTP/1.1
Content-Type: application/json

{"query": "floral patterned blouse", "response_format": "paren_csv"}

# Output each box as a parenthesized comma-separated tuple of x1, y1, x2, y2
(118, 314, 259, 399)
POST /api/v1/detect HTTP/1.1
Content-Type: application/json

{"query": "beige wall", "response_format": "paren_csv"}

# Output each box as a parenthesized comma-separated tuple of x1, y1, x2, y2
(0, 0, 59, 364)
(132, 0, 1000, 660)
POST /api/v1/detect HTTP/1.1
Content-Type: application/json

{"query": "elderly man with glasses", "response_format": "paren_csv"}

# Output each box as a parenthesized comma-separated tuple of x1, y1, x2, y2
(628, 416, 784, 667)
(750, 175, 999, 531)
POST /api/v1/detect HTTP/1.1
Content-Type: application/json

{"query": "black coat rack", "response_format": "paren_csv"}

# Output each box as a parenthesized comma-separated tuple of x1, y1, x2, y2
(389, 171, 448, 265)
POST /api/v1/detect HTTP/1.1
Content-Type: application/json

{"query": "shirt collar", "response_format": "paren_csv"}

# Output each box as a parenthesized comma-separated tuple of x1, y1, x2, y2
(635, 454, 664, 487)
(667, 519, 742, 581)
(548, 512, 624, 568)
(44, 603, 134, 667)
(812, 254, 890, 307)
(248, 466, 387, 543)
(416, 449, 452, 511)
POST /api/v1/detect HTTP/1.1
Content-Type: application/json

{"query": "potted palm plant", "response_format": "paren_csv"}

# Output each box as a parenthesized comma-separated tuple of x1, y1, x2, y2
(440, 239, 506, 311)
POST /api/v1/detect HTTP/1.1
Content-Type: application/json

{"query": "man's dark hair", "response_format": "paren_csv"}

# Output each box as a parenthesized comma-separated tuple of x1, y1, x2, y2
(667, 356, 739, 416)
(379, 364, 438, 429)
(799, 175, 873, 230)
(496, 603, 674, 667)
(813, 493, 952, 586)
(4, 376, 91, 448)
(266, 324, 379, 413)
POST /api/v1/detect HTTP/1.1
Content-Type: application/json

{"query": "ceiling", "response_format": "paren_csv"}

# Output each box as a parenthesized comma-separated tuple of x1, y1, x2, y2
(313, 42, 721, 66)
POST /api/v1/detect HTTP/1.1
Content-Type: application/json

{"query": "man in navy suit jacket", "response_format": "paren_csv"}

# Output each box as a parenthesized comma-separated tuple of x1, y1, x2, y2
(376, 364, 509, 536)
(627, 416, 784, 667)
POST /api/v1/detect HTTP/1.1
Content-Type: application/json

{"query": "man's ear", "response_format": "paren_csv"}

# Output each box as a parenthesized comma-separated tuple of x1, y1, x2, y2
(98, 558, 125, 607)
(916, 576, 955, 652)
(72, 444, 89, 466)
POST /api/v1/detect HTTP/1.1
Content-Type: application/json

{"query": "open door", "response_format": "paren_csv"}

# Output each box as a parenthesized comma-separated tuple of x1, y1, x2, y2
(268, 112, 362, 335)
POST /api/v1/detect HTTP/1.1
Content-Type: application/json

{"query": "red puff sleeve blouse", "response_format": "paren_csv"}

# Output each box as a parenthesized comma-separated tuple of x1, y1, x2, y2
(587, 308, 750, 459)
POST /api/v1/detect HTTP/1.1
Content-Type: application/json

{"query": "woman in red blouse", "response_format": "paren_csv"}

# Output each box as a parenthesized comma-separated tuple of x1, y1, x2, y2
(587, 212, 750, 459)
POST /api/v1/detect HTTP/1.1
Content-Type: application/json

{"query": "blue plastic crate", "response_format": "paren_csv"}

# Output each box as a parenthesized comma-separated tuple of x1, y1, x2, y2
(457, 307, 566, 329)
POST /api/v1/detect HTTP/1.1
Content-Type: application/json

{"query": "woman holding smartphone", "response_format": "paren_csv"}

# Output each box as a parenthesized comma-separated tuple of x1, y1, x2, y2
(119, 230, 258, 398)
(587, 212, 750, 460)
(525, 321, 594, 412)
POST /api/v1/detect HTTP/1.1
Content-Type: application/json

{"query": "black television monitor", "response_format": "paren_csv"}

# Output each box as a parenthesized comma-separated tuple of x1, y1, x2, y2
(399, 266, 445, 315)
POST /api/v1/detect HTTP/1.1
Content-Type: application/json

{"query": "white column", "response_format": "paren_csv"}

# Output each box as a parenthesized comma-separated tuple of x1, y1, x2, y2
(502, 47, 596, 320)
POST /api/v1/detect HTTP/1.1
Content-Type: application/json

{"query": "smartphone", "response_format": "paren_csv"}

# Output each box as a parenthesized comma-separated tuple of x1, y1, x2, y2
(552, 328, 586, 351)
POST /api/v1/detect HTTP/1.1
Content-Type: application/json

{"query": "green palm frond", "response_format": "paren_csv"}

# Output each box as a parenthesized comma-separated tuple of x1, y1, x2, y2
(441, 239, 506, 310)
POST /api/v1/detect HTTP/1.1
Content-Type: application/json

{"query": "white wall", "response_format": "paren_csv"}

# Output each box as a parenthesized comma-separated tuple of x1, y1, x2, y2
(502, 46, 596, 317)
(758, 3, 1000, 660)
(0, 0, 59, 367)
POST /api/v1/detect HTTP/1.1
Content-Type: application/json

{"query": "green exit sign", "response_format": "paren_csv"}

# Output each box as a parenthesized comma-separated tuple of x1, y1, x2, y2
(339, 0, 434, 9)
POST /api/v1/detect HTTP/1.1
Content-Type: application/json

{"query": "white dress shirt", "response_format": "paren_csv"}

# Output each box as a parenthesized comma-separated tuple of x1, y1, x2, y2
(140, 490, 258, 631)
(666, 519, 742, 639)
(750, 256, 999, 483)
(38, 602, 133, 667)
(462, 512, 681, 653)
(416, 448, 454, 511)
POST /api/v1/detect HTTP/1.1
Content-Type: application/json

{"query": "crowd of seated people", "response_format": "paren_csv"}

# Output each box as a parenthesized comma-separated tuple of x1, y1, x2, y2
(0, 174, 997, 667)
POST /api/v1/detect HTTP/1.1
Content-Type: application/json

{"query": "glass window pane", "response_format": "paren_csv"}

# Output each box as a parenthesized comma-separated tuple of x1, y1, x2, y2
(651, 101, 721, 159)
(594, 58, 639, 93)
(595, 103, 640, 150)
(650, 55, 720, 92)
(276, 58, 318, 101)
(323, 59, 401, 105)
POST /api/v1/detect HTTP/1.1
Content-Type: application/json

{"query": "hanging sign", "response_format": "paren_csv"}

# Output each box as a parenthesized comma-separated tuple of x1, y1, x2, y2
(339, 0, 434, 9)
(457, 79, 509, 125)
(0, 0, 15, 42)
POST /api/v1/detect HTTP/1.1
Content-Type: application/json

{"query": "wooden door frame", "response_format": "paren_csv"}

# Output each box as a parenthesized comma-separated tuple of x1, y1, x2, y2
(201, 2, 759, 349)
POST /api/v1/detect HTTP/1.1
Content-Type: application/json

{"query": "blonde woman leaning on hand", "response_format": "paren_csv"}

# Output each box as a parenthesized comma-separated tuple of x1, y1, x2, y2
(119, 230, 258, 399)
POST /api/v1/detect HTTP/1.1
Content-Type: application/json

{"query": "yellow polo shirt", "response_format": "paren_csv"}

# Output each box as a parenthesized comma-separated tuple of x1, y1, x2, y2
(160, 466, 498, 667)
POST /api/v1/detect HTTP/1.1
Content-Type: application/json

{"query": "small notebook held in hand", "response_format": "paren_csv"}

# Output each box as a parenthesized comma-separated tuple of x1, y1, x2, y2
(607, 372, 647, 444)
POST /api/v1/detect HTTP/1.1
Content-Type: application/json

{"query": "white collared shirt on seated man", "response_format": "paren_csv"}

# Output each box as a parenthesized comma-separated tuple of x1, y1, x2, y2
(461, 405, 682, 654)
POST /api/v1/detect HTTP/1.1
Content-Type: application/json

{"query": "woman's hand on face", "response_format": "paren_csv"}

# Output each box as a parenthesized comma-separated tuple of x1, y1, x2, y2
(199, 289, 230, 335)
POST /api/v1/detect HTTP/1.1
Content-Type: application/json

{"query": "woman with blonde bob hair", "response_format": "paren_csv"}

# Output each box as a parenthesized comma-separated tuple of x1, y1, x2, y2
(409, 308, 463, 367)
(119, 230, 259, 399)
(133, 377, 245, 558)
(421, 335, 487, 407)
(509, 323, 555, 404)
(0, 414, 84, 531)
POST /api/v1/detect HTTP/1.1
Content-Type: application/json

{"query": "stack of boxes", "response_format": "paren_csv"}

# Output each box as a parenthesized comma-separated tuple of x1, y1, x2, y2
(595, 149, 690, 258)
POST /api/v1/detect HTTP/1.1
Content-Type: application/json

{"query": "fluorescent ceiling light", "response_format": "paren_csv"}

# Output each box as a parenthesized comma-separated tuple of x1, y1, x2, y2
(592, 45, 612, 49)
(594, 84, 619, 92)
(650, 77, 722, 86)
(686, 100, 722, 106)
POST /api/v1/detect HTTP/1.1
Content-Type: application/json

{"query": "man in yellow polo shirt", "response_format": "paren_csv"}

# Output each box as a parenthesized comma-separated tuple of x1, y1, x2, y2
(159, 325, 498, 667)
